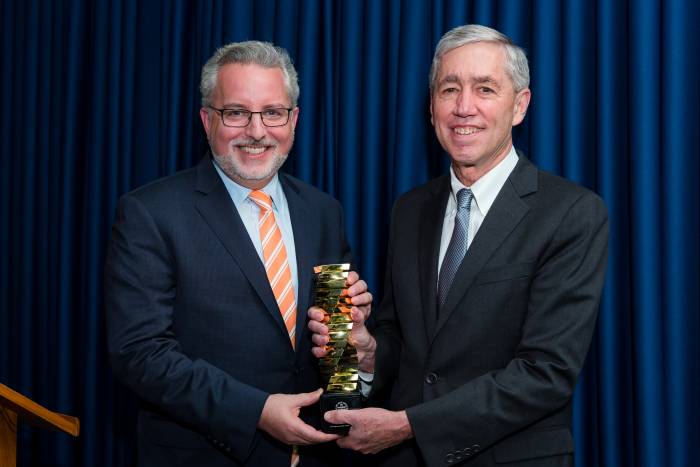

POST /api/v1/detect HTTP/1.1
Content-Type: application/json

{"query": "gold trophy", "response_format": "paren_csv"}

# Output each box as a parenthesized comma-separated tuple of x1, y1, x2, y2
(313, 263, 362, 434)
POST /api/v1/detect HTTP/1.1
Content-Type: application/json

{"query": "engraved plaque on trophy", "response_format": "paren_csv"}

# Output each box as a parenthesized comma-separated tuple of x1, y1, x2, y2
(313, 263, 363, 434)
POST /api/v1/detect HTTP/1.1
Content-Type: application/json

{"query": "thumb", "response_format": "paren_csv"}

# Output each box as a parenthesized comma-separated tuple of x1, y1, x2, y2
(296, 388, 324, 407)
(351, 308, 367, 327)
(324, 409, 351, 425)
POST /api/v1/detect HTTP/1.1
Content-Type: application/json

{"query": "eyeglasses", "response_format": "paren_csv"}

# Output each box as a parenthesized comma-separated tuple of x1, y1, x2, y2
(207, 106, 293, 127)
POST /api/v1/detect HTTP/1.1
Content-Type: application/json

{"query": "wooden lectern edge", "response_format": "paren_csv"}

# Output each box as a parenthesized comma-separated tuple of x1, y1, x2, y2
(0, 384, 79, 437)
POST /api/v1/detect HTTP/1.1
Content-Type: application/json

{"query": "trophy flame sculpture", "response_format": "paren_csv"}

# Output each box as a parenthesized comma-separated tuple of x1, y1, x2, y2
(313, 263, 362, 434)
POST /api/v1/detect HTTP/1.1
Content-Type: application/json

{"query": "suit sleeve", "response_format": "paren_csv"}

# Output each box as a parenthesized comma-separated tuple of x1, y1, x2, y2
(104, 194, 268, 462)
(406, 192, 609, 464)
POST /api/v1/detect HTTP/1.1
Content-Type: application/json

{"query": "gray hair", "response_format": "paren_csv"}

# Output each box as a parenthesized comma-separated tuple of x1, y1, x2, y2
(200, 41, 300, 107)
(429, 24, 530, 93)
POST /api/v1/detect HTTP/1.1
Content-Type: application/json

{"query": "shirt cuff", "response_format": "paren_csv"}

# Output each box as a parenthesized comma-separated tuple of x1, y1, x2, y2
(358, 370, 374, 397)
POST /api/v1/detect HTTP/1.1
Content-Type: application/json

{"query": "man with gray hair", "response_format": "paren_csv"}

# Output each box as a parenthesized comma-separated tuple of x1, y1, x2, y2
(309, 24, 608, 466)
(106, 41, 371, 466)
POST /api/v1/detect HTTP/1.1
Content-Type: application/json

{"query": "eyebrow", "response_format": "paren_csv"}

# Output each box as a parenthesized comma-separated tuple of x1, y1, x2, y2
(438, 74, 502, 89)
(438, 74, 462, 86)
(471, 75, 501, 88)
(220, 102, 290, 109)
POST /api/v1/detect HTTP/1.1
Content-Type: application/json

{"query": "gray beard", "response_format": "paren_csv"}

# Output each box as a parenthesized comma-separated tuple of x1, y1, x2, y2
(211, 150, 288, 183)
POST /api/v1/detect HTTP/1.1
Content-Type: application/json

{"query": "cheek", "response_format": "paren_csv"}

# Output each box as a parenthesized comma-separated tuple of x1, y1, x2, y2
(272, 129, 294, 146)
(209, 129, 241, 154)
(211, 130, 227, 146)
(433, 110, 453, 132)
(432, 115, 450, 134)
(212, 127, 240, 142)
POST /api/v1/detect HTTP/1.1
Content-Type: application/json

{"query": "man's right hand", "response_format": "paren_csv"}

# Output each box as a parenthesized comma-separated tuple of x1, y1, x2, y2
(257, 389, 340, 445)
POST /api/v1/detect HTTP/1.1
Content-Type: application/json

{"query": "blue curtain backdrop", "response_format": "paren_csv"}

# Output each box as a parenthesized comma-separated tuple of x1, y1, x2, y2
(1, 0, 698, 466)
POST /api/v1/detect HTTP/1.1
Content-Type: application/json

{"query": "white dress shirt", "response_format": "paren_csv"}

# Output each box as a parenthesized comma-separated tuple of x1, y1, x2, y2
(212, 161, 299, 306)
(437, 147, 519, 285)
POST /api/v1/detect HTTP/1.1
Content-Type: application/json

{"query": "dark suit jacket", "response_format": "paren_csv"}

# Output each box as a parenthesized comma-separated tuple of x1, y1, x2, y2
(371, 155, 608, 467)
(105, 156, 351, 466)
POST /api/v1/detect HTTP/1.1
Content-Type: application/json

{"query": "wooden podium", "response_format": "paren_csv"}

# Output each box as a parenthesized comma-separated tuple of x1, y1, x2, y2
(0, 384, 79, 467)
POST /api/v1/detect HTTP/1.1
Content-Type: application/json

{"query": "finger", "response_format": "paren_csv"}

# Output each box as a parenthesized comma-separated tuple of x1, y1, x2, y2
(336, 436, 357, 450)
(306, 432, 342, 444)
(311, 332, 330, 346)
(296, 423, 342, 445)
(350, 307, 368, 325)
(311, 346, 329, 358)
(346, 271, 359, 286)
(308, 319, 329, 335)
(307, 306, 326, 321)
(350, 291, 372, 306)
(347, 279, 367, 298)
(295, 388, 324, 407)
(324, 409, 352, 425)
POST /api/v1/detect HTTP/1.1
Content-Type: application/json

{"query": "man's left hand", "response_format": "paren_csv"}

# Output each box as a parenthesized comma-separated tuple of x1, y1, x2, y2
(324, 407, 413, 454)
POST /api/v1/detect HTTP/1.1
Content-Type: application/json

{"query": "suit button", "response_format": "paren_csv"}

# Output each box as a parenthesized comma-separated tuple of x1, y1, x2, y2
(444, 453, 455, 464)
(472, 444, 481, 452)
(425, 372, 438, 384)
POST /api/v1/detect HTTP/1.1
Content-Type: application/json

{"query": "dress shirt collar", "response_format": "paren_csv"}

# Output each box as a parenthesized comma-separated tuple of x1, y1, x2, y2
(212, 159, 284, 211)
(448, 146, 518, 217)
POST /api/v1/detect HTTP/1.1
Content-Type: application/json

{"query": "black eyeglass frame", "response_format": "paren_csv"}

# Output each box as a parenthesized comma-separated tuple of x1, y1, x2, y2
(207, 106, 294, 127)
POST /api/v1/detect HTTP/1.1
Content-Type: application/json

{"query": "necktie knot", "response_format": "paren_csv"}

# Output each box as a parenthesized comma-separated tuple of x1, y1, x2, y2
(249, 190, 273, 212)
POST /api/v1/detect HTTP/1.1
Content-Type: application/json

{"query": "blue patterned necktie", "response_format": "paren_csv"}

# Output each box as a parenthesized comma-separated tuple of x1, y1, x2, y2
(438, 188, 474, 310)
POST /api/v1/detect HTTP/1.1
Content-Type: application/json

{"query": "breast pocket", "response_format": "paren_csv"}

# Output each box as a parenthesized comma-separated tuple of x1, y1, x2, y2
(474, 262, 534, 285)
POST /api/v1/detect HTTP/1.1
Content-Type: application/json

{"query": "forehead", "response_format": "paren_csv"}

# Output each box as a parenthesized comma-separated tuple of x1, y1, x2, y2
(437, 42, 509, 85)
(212, 63, 289, 106)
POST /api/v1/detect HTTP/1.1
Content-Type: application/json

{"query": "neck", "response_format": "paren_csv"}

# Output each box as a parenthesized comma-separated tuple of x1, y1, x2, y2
(452, 143, 512, 186)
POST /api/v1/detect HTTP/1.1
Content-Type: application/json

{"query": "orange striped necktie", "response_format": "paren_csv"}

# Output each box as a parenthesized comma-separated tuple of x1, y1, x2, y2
(248, 190, 297, 349)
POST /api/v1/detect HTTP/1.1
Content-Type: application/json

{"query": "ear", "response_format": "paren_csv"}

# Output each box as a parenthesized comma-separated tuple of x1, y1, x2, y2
(290, 106, 300, 130)
(511, 88, 531, 126)
(429, 99, 435, 126)
(200, 107, 212, 137)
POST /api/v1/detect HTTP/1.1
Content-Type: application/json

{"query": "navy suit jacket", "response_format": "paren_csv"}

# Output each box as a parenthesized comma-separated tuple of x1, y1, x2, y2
(370, 155, 609, 467)
(105, 156, 351, 466)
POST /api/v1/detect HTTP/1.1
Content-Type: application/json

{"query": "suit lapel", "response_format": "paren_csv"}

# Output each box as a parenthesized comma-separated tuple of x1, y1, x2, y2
(419, 176, 451, 339)
(193, 158, 288, 335)
(280, 174, 319, 350)
(432, 158, 537, 340)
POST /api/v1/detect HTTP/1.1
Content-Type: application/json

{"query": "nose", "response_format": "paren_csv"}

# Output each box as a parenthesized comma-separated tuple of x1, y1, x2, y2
(454, 90, 476, 117)
(245, 113, 267, 140)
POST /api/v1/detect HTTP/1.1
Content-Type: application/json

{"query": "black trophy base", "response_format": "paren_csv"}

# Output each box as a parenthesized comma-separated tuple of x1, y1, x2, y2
(320, 391, 363, 435)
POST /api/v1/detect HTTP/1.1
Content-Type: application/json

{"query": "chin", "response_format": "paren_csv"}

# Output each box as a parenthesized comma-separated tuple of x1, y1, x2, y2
(234, 163, 276, 181)
(450, 152, 479, 164)
(236, 156, 287, 180)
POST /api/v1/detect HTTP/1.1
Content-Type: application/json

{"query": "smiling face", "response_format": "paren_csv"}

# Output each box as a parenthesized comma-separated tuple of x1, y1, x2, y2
(430, 41, 530, 186)
(200, 63, 299, 189)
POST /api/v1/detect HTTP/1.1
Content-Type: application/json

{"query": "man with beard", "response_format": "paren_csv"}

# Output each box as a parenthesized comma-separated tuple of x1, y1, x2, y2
(105, 41, 371, 467)
(309, 24, 608, 466)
